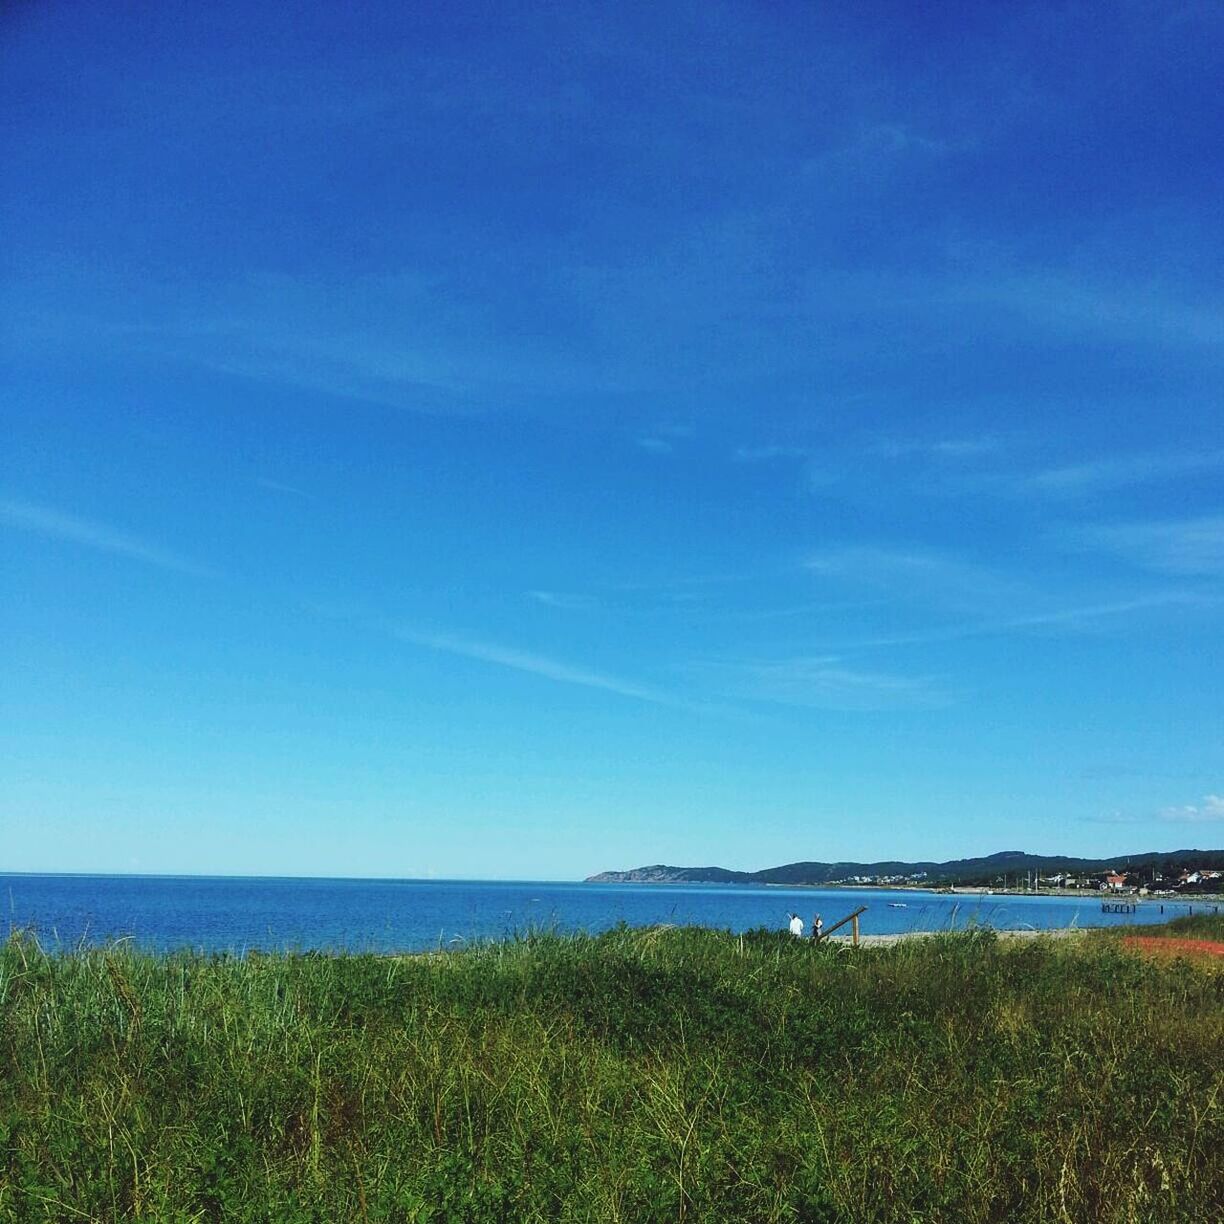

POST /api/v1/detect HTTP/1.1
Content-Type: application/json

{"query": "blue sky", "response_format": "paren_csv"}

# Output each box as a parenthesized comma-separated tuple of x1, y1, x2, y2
(2, 1, 1222, 879)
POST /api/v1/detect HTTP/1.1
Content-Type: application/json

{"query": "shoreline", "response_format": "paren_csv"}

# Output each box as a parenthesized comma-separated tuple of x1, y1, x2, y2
(824, 927, 1090, 947)
(593, 879, 1224, 902)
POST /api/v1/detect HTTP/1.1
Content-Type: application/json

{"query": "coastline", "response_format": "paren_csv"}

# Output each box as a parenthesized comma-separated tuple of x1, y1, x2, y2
(825, 927, 1089, 947)
(594, 878, 1224, 902)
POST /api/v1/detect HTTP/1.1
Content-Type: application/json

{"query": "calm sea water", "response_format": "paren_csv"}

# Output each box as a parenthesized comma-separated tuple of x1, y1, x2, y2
(0, 874, 1204, 955)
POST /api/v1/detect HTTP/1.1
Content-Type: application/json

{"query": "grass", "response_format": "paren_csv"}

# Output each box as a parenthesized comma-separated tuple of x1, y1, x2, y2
(1114, 912, 1224, 942)
(1, 923, 1221, 1222)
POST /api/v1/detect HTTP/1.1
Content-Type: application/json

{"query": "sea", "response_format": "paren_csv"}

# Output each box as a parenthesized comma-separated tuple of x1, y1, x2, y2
(1, 873, 1207, 955)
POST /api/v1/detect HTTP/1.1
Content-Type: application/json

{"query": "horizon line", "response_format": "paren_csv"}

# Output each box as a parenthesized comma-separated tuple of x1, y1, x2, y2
(4, 844, 1220, 886)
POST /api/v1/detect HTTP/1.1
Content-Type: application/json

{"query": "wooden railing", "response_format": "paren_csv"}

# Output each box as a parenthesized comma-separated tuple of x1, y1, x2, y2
(815, 905, 868, 947)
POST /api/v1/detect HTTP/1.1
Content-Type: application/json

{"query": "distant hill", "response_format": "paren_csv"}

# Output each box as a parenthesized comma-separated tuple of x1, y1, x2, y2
(586, 849, 1224, 887)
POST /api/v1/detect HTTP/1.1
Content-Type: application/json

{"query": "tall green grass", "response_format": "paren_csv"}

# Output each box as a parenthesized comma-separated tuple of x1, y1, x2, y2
(1, 925, 1220, 1221)
(1128, 912, 1224, 941)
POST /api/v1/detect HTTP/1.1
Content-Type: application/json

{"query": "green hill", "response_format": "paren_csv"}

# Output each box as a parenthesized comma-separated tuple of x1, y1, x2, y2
(587, 848, 1224, 886)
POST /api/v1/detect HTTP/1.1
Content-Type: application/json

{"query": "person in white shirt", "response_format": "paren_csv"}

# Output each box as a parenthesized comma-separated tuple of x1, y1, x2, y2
(788, 912, 804, 938)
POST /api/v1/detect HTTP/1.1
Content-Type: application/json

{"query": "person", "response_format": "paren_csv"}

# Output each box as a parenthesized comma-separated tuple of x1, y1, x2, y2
(788, 912, 804, 938)
(812, 913, 824, 942)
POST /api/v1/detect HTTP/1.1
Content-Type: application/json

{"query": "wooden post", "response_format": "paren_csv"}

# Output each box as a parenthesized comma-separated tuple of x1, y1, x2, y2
(821, 905, 868, 943)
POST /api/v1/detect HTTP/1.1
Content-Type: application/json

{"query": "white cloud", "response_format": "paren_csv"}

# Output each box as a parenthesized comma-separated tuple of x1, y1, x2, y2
(1065, 516, 1224, 576)
(872, 436, 1000, 461)
(824, 593, 1200, 653)
(8, 266, 637, 417)
(947, 271, 1224, 351)
(687, 655, 956, 712)
(733, 444, 809, 462)
(928, 438, 999, 458)
(397, 628, 698, 710)
(1082, 810, 1144, 825)
(257, 478, 311, 498)
(636, 437, 674, 455)
(805, 545, 1030, 615)
(1014, 450, 1224, 498)
(527, 590, 601, 612)
(1158, 794, 1224, 824)
(856, 122, 951, 156)
(0, 497, 216, 578)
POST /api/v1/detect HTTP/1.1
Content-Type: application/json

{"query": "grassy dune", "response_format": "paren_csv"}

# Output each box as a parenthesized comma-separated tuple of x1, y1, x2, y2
(1, 923, 1221, 1222)
(1113, 912, 1224, 941)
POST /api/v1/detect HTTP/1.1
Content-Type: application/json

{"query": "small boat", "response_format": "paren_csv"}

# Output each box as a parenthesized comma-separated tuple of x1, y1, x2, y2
(888, 902, 907, 908)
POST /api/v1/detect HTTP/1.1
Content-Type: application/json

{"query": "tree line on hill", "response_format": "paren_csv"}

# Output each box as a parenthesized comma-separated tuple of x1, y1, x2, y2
(586, 848, 1224, 889)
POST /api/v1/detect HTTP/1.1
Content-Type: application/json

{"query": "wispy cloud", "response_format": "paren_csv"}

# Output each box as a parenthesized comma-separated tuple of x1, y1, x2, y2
(527, 590, 601, 612)
(257, 477, 312, 498)
(871, 436, 1000, 461)
(802, 120, 962, 183)
(175, 327, 479, 416)
(636, 437, 674, 455)
(803, 541, 1211, 646)
(1082, 810, 1144, 825)
(805, 545, 1030, 615)
(736, 435, 999, 481)
(956, 272, 1224, 351)
(855, 122, 953, 157)
(686, 655, 956, 712)
(0, 497, 216, 578)
(634, 423, 693, 455)
(733, 444, 810, 463)
(1071, 763, 1192, 783)
(397, 628, 702, 710)
(807, 439, 1220, 504)
(525, 571, 771, 617)
(1064, 516, 1224, 576)
(1158, 794, 1224, 824)
(10, 267, 633, 417)
(991, 594, 1203, 633)
(1086, 793, 1224, 825)
(1007, 450, 1224, 499)
(716, 597, 888, 622)
(824, 593, 1205, 653)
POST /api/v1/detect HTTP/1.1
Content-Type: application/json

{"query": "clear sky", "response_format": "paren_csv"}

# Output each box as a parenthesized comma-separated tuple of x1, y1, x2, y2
(2, 1, 1222, 879)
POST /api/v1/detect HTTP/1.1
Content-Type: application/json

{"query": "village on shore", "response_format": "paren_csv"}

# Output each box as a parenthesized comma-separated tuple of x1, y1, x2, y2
(830, 864, 1223, 899)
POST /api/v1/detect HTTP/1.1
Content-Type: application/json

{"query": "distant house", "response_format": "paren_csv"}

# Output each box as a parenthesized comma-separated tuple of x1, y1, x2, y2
(1103, 873, 1127, 892)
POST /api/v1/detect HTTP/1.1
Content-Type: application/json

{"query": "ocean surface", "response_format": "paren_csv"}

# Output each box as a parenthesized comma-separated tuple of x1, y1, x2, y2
(1, 873, 1206, 955)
